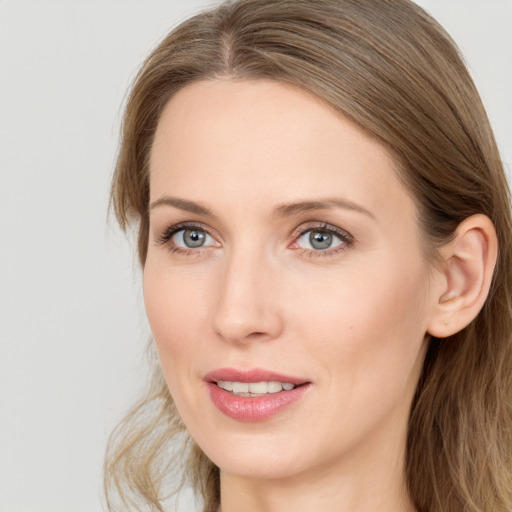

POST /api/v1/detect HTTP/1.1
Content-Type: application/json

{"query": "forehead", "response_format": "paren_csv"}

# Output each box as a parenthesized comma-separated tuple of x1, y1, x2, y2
(149, 78, 416, 226)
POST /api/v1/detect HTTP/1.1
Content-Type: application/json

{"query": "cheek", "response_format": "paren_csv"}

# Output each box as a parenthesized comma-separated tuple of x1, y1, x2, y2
(142, 261, 218, 431)
(289, 254, 430, 387)
(279, 256, 431, 459)
(143, 262, 208, 375)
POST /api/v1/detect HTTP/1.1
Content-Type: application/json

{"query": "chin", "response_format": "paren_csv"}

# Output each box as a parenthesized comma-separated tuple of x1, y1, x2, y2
(212, 451, 303, 480)
(191, 426, 315, 480)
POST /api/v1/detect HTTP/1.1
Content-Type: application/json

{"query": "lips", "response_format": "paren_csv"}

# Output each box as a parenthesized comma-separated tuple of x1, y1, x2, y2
(204, 368, 311, 422)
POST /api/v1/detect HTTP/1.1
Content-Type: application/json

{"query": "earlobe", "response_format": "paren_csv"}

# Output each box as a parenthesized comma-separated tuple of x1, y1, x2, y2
(427, 214, 498, 338)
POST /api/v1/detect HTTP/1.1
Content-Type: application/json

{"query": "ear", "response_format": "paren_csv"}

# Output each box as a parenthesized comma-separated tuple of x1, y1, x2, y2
(427, 214, 498, 338)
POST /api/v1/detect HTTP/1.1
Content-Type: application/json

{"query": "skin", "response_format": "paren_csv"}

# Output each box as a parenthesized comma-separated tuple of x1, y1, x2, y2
(144, 79, 446, 512)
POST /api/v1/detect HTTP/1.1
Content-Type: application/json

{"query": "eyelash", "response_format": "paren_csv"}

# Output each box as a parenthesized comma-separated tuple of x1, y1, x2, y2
(156, 221, 354, 258)
(156, 222, 215, 256)
(292, 222, 354, 258)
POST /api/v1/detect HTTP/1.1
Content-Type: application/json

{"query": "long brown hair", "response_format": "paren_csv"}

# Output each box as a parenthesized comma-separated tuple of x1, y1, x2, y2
(106, 1, 512, 511)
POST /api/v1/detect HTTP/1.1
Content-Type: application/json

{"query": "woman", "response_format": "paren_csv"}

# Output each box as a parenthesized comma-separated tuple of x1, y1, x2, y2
(105, 1, 512, 511)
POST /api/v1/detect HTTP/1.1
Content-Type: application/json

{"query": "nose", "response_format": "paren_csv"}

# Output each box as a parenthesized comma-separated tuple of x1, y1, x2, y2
(212, 248, 284, 345)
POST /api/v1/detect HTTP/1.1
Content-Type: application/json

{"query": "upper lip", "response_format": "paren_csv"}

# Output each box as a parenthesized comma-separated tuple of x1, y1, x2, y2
(204, 367, 309, 385)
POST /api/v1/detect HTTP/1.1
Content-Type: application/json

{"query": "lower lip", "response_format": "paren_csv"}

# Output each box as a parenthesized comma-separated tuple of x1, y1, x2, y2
(207, 382, 310, 422)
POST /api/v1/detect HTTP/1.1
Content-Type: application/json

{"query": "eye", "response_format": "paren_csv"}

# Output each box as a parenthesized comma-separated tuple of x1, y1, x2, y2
(297, 229, 343, 250)
(291, 224, 353, 256)
(172, 227, 215, 249)
(155, 223, 220, 254)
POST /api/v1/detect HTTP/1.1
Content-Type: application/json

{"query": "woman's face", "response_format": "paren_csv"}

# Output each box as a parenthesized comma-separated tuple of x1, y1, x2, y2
(145, 79, 439, 482)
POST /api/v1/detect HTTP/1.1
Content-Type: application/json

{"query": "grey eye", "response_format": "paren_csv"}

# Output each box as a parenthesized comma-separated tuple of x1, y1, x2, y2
(173, 228, 213, 248)
(297, 229, 343, 251)
(310, 231, 333, 250)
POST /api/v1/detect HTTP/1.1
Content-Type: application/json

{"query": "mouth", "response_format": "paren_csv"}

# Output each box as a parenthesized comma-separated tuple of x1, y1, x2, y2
(204, 368, 311, 422)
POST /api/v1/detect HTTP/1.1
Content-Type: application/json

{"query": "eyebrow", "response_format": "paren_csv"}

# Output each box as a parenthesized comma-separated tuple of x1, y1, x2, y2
(149, 195, 375, 220)
(272, 198, 375, 220)
(150, 196, 213, 216)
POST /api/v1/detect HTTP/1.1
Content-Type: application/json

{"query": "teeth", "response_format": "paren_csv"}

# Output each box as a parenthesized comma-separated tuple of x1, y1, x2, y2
(217, 381, 297, 396)
(217, 380, 233, 391)
(249, 382, 268, 394)
(232, 382, 249, 393)
(267, 381, 282, 393)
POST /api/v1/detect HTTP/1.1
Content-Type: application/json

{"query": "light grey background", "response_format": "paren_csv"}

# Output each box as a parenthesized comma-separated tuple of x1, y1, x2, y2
(0, 1, 510, 511)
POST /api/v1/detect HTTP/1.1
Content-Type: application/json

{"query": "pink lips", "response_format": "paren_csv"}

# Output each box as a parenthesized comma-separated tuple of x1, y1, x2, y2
(204, 368, 311, 422)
